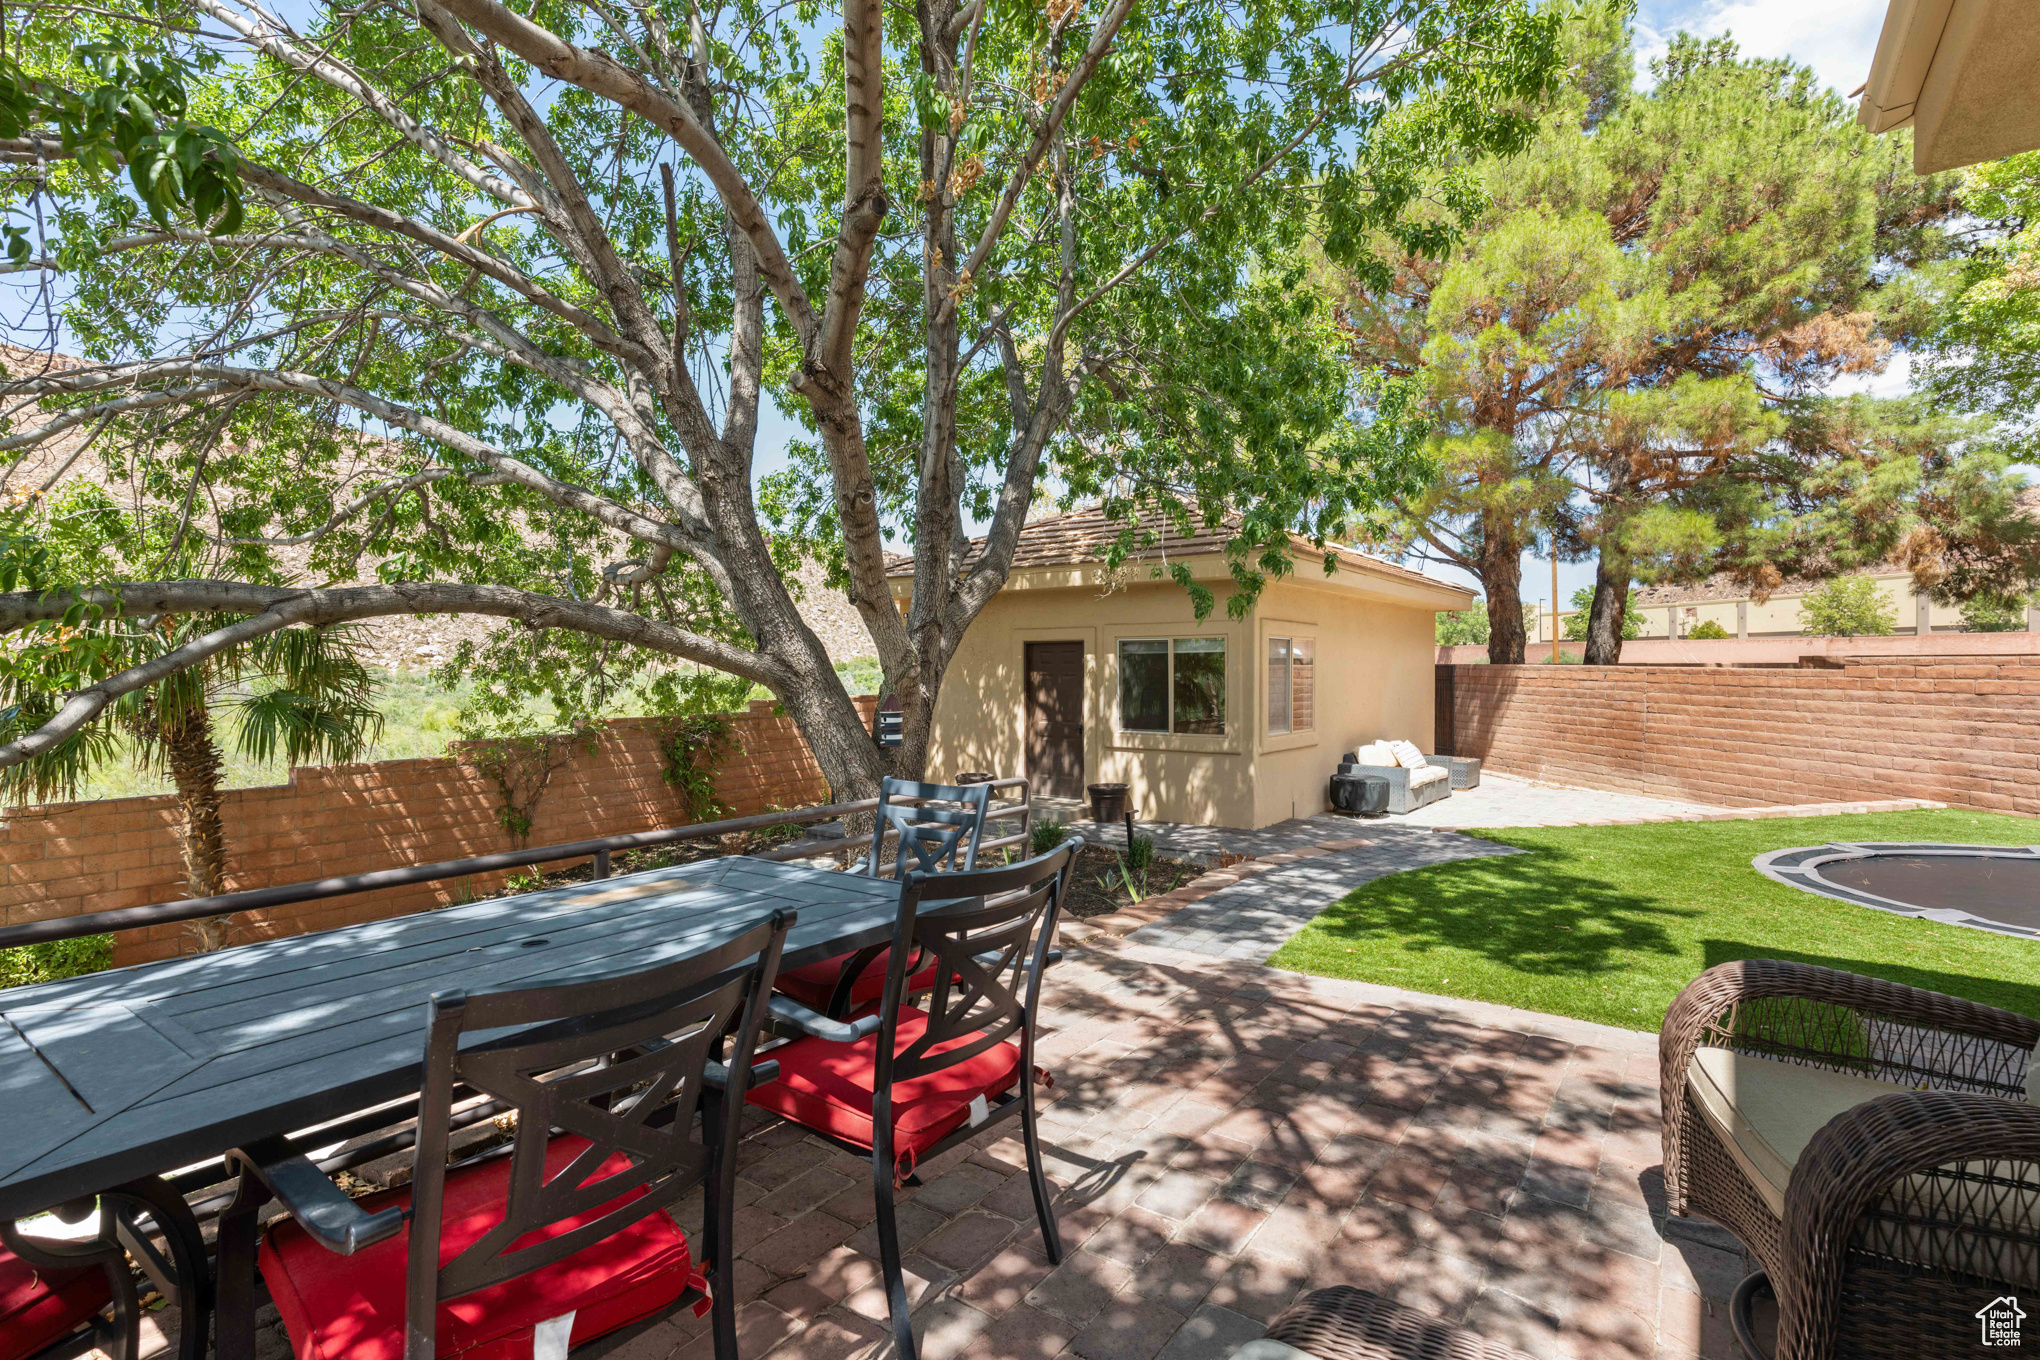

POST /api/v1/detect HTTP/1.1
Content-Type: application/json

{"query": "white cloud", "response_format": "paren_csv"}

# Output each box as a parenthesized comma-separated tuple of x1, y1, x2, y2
(1632, 0, 1889, 100)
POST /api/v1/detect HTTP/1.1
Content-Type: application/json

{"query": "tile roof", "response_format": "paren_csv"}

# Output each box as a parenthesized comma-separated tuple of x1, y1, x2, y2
(885, 503, 1466, 595)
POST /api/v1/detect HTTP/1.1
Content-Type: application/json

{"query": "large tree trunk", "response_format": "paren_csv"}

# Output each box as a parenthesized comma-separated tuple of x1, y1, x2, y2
(1582, 549, 1632, 665)
(1479, 510, 1528, 665)
(158, 699, 233, 951)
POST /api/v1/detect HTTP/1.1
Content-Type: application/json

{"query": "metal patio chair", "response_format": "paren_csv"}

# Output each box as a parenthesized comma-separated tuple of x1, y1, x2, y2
(218, 909, 792, 1360)
(748, 843, 1076, 1360)
(774, 776, 994, 1019)
(1, 1177, 209, 1360)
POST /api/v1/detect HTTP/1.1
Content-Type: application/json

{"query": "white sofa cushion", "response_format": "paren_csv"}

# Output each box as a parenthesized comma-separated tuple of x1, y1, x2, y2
(1686, 1047, 1918, 1217)
(1389, 740, 1426, 770)
(1355, 743, 1395, 766)
(1688, 1046, 2040, 1280)
(1407, 765, 1449, 789)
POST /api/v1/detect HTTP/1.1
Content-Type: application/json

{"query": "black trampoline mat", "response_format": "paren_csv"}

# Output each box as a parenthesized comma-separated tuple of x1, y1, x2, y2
(1821, 854, 2040, 926)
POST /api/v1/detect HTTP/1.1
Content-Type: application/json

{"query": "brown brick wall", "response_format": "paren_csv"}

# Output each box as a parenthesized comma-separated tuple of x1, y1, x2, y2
(2, 698, 878, 967)
(1436, 659, 2040, 817)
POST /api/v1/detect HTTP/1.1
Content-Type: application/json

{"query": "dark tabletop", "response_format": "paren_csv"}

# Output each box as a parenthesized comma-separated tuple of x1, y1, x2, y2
(0, 855, 902, 1218)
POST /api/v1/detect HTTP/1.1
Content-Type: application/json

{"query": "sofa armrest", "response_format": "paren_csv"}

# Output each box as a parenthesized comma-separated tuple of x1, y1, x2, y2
(1780, 1090, 2040, 1356)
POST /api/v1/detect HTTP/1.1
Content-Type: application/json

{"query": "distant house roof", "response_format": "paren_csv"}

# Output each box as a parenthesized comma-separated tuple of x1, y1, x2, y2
(884, 503, 1467, 598)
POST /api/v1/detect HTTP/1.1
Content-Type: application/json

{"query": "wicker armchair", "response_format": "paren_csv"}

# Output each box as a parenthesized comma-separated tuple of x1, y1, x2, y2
(1661, 958, 2040, 1359)
(1254, 1287, 1536, 1360)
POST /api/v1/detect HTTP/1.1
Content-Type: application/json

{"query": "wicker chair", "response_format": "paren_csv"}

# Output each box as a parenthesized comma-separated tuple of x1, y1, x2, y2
(1253, 1287, 1535, 1360)
(1661, 958, 2040, 1359)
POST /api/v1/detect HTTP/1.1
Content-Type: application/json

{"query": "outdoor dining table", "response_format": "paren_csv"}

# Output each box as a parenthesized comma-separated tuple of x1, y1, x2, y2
(0, 852, 904, 1347)
(0, 854, 902, 1219)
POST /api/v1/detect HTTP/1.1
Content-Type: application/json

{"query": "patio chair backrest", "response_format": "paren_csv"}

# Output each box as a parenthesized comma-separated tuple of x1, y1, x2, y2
(864, 777, 993, 879)
(870, 843, 1075, 1118)
(404, 910, 790, 1337)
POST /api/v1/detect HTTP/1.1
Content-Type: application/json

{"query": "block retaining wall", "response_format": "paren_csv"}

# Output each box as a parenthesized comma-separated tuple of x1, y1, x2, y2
(1435, 659, 2040, 817)
(2, 698, 876, 967)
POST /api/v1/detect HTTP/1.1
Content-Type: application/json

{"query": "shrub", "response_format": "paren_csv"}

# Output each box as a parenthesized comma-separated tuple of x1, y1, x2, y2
(1030, 819, 1074, 855)
(1687, 620, 1731, 639)
(1800, 575, 1896, 637)
(1436, 606, 1489, 645)
(1125, 834, 1156, 872)
(1962, 593, 2032, 633)
(0, 934, 112, 989)
(1561, 587, 1646, 641)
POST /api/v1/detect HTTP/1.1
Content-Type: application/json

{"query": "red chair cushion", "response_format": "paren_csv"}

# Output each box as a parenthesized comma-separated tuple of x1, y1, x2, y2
(260, 1136, 699, 1360)
(0, 1248, 110, 1360)
(774, 948, 938, 1012)
(745, 1006, 1022, 1162)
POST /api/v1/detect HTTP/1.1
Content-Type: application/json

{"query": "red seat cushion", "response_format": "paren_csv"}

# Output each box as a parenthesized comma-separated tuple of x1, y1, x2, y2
(774, 948, 938, 1012)
(260, 1136, 700, 1360)
(745, 1006, 1022, 1162)
(0, 1248, 110, 1360)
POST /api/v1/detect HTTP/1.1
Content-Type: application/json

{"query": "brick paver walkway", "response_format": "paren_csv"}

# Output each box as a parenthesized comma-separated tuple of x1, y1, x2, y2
(1125, 831, 1514, 961)
(237, 940, 1757, 1360)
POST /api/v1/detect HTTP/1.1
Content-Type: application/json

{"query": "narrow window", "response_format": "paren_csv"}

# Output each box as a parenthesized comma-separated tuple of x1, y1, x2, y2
(1171, 638, 1227, 735)
(1118, 640, 1169, 732)
(1267, 638, 1293, 736)
(1291, 638, 1314, 731)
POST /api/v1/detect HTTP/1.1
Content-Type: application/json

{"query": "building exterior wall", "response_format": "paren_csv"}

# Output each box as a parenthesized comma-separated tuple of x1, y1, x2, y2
(921, 577, 1257, 827)
(921, 566, 1451, 828)
(1249, 578, 1441, 827)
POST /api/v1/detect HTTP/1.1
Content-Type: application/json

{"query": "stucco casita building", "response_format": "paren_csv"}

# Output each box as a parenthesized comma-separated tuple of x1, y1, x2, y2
(890, 507, 1474, 829)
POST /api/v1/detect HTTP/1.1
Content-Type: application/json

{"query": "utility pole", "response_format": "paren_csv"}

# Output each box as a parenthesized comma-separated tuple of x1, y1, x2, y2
(1551, 549, 1560, 664)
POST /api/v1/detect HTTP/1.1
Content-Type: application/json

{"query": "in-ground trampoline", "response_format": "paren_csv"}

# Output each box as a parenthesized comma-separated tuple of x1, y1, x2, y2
(1754, 842, 2040, 939)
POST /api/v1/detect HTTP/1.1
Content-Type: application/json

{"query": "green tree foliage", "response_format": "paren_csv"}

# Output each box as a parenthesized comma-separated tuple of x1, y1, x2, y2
(1436, 605, 1490, 645)
(1686, 620, 1729, 639)
(0, 611, 384, 949)
(1961, 593, 2032, 633)
(1921, 153, 2040, 462)
(1327, 11, 1985, 666)
(0, 0, 1565, 798)
(1562, 585, 1640, 640)
(1800, 575, 1896, 637)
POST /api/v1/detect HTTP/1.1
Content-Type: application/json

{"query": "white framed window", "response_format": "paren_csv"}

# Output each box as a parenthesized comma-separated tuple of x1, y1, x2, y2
(1267, 637, 1315, 735)
(1118, 637, 1227, 735)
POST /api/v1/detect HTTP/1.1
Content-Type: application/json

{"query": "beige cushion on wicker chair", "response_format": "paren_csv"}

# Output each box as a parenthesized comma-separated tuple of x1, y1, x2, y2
(1686, 1047, 1921, 1217)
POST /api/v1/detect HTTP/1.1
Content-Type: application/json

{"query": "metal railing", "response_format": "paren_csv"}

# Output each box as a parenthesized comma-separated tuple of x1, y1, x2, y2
(0, 777, 1033, 952)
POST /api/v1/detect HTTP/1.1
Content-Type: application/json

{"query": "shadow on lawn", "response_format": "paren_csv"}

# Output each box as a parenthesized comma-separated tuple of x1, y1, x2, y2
(1308, 846, 1695, 977)
(1700, 940, 2040, 1020)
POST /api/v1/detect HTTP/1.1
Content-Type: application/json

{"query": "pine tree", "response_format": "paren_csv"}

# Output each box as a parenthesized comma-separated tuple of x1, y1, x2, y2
(1330, 14, 1950, 663)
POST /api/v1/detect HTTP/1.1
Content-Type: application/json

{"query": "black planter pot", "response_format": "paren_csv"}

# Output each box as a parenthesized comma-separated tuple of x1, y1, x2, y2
(1086, 782, 1129, 823)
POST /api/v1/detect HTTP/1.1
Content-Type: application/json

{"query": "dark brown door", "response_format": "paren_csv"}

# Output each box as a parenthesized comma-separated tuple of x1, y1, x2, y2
(1024, 641, 1086, 800)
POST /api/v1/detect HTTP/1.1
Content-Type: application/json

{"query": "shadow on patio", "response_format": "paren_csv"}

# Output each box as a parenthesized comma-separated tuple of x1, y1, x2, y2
(234, 940, 1748, 1360)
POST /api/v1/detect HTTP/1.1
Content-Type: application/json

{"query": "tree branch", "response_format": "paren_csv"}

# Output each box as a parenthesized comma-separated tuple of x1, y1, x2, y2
(0, 579, 788, 770)
(426, 0, 819, 346)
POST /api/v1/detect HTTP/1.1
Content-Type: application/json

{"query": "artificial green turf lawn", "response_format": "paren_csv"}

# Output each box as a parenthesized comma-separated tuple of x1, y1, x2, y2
(1265, 809, 2040, 1033)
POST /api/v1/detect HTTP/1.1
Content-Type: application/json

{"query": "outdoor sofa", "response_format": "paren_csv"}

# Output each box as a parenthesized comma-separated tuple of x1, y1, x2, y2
(1343, 741, 1453, 814)
(1662, 957, 2040, 1358)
